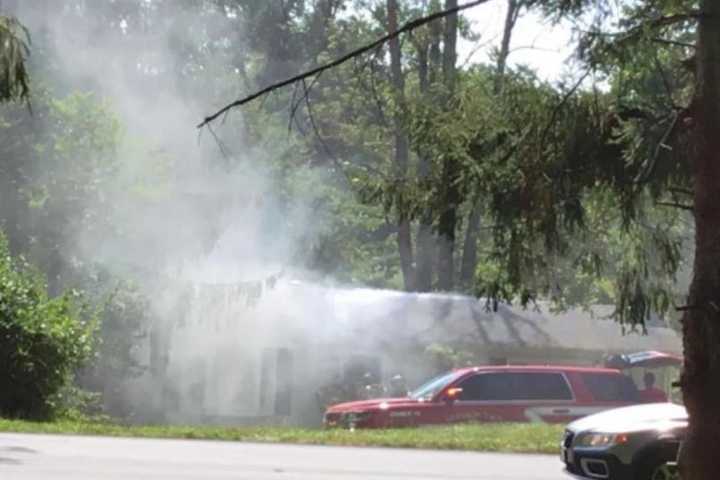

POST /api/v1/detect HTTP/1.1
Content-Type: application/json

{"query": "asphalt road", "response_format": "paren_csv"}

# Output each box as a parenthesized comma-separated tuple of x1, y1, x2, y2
(0, 432, 565, 480)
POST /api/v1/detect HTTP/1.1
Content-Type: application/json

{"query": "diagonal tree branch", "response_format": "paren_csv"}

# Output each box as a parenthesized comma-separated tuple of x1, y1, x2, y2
(652, 37, 696, 49)
(540, 69, 591, 146)
(656, 201, 694, 212)
(197, 0, 493, 129)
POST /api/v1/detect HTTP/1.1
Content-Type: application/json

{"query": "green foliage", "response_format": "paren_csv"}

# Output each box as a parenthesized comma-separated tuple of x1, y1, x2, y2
(2, 1, 695, 364)
(0, 88, 122, 292)
(74, 272, 149, 419)
(0, 232, 95, 419)
(94, 281, 148, 382)
(297, 177, 403, 287)
(51, 383, 105, 421)
(0, 15, 30, 102)
(424, 343, 478, 371)
(0, 0, 701, 425)
(223, 0, 693, 324)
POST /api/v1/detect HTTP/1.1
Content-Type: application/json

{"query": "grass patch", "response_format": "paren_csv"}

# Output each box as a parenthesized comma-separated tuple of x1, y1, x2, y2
(0, 418, 563, 454)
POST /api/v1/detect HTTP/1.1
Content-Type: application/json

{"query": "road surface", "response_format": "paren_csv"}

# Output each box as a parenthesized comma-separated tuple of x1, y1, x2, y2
(0, 432, 565, 479)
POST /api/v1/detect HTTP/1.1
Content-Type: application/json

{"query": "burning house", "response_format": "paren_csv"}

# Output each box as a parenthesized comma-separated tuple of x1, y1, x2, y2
(136, 279, 682, 427)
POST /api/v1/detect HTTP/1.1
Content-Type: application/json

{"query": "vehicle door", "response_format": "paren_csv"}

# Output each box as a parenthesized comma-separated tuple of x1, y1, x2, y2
(578, 372, 642, 411)
(448, 371, 576, 423)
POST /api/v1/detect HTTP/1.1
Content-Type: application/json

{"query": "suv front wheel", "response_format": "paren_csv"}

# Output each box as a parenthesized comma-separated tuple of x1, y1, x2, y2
(636, 454, 680, 480)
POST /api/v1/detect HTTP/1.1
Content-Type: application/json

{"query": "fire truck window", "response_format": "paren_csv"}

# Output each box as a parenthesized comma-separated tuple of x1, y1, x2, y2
(582, 373, 640, 402)
(458, 372, 573, 401)
(458, 373, 514, 401)
(512, 373, 573, 400)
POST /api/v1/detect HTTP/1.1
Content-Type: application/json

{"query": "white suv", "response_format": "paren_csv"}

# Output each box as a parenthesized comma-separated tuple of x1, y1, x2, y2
(561, 403, 685, 480)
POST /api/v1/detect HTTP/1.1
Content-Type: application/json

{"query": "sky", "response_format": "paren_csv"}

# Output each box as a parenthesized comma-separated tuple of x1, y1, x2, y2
(459, 1, 578, 82)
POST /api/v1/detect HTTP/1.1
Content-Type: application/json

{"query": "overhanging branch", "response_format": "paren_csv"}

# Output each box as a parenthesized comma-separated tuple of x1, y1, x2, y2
(540, 69, 591, 145)
(197, 0, 492, 129)
(656, 201, 694, 212)
(652, 37, 696, 49)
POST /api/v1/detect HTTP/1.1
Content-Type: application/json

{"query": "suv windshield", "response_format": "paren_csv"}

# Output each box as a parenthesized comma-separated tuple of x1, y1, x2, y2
(409, 371, 460, 400)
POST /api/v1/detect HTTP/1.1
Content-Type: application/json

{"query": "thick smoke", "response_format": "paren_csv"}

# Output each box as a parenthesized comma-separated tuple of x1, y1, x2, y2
(11, 2, 683, 427)
(13, 2, 339, 423)
(16, 3, 324, 290)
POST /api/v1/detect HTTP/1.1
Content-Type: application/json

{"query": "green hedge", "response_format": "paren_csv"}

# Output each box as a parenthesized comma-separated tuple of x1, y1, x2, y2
(0, 233, 95, 419)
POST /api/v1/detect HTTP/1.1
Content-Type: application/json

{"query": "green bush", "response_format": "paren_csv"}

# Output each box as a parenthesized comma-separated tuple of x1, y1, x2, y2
(76, 273, 149, 419)
(0, 233, 95, 419)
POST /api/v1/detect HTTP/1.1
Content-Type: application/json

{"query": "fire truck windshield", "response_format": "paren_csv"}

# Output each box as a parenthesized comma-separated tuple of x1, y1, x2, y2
(409, 371, 460, 400)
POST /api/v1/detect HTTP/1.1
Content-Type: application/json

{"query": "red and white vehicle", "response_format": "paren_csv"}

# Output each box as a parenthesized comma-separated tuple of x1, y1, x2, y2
(324, 365, 644, 429)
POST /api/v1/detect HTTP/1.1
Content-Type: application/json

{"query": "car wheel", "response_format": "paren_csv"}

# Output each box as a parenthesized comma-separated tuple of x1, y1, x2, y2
(637, 457, 680, 480)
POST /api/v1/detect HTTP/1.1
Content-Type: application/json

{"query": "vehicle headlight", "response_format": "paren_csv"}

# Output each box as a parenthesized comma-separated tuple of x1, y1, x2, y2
(577, 432, 629, 447)
(344, 411, 373, 424)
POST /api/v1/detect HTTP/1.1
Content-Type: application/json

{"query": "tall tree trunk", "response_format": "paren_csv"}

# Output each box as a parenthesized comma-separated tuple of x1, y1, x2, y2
(679, 1, 720, 479)
(459, 0, 519, 289)
(459, 197, 482, 288)
(436, 0, 459, 291)
(387, 0, 415, 291)
(414, 4, 443, 292)
(492, 0, 518, 93)
(441, 0, 458, 92)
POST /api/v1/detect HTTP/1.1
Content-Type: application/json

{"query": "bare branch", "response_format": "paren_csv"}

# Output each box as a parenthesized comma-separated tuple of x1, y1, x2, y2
(301, 78, 347, 181)
(540, 70, 591, 146)
(669, 186, 694, 196)
(653, 55, 677, 109)
(634, 111, 680, 184)
(656, 201, 694, 212)
(288, 81, 301, 134)
(197, 0, 493, 129)
(288, 70, 323, 134)
(582, 12, 701, 40)
(651, 37, 696, 49)
(206, 123, 233, 165)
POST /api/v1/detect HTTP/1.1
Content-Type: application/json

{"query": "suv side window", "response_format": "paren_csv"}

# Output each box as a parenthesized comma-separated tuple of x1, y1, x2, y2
(581, 373, 640, 402)
(458, 373, 513, 401)
(514, 372, 573, 400)
(457, 372, 572, 401)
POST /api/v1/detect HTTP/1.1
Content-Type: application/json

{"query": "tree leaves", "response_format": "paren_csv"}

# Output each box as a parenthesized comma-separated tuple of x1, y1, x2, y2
(0, 232, 96, 419)
(0, 15, 30, 103)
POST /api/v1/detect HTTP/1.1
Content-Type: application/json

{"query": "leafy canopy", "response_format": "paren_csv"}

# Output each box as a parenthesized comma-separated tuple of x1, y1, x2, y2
(0, 15, 30, 102)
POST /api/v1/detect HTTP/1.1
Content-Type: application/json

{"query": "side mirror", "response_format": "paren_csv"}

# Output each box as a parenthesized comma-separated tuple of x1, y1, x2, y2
(444, 387, 463, 403)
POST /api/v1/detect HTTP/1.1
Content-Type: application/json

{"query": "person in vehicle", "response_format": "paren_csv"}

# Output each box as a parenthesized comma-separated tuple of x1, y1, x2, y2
(639, 372, 668, 403)
(315, 374, 350, 410)
(359, 372, 385, 399)
(387, 374, 408, 397)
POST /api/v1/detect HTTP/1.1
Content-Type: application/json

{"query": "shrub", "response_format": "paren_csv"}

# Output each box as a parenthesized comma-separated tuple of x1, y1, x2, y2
(0, 233, 95, 419)
(76, 273, 149, 419)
